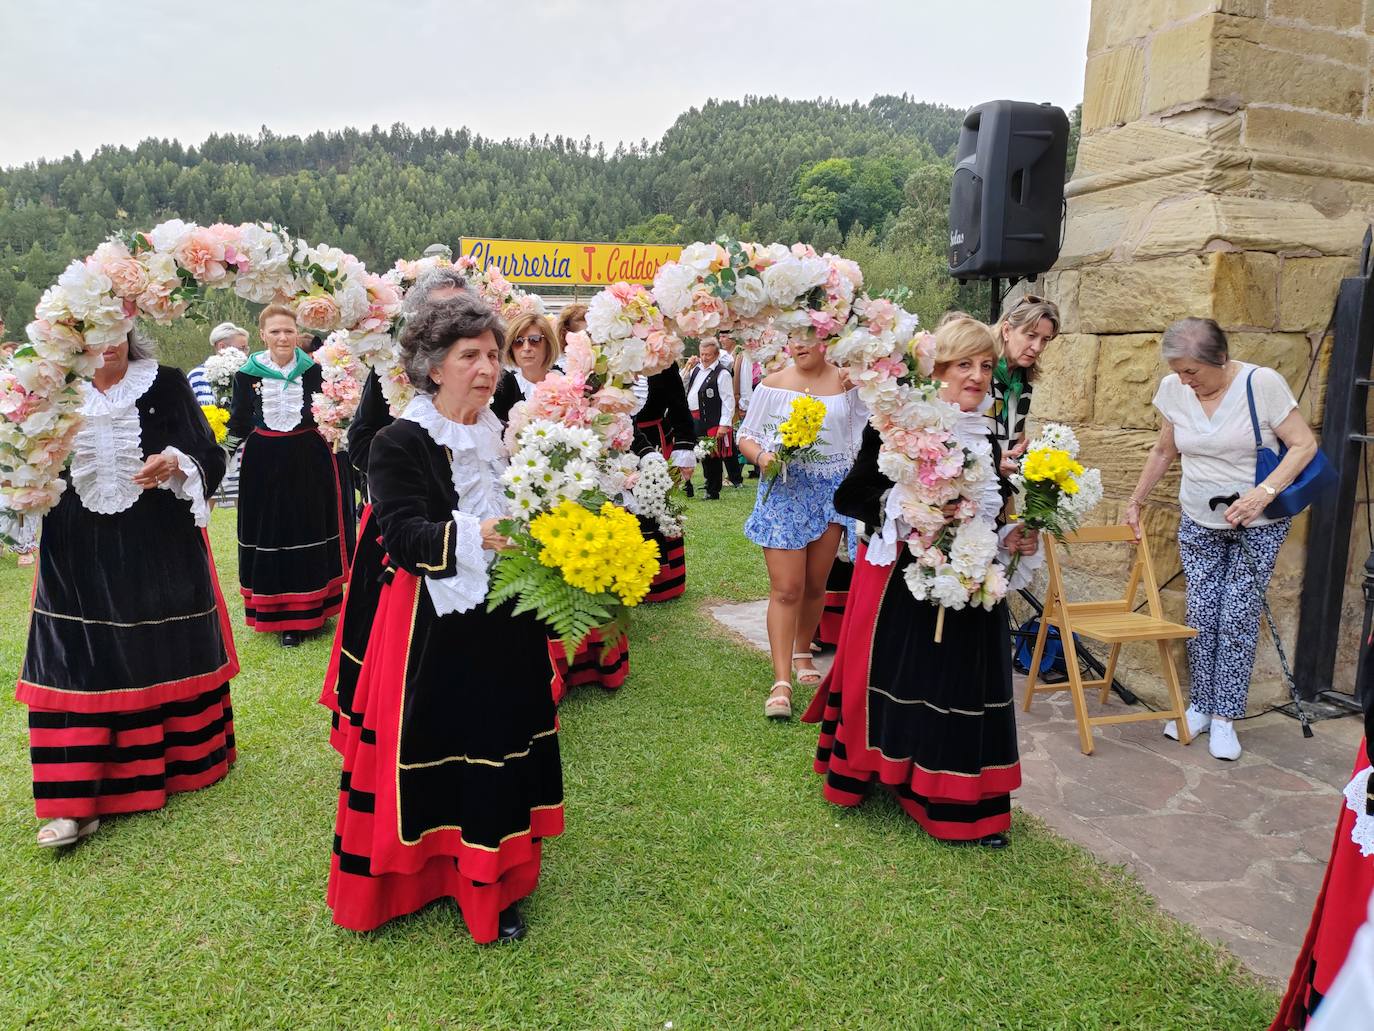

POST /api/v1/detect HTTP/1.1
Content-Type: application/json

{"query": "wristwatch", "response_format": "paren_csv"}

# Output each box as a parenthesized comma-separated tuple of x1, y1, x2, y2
(1258, 483, 1277, 497)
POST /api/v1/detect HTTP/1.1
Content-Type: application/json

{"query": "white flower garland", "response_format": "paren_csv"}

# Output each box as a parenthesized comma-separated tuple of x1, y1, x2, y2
(0, 220, 400, 530)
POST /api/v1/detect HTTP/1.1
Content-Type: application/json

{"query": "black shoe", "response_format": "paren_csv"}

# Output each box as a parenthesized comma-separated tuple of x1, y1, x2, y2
(704, 494, 720, 501)
(496, 904, 526, 942)
(684, 483, 695, 498)
(975, 833, 1009, 849)
(281, 631, 302, 648)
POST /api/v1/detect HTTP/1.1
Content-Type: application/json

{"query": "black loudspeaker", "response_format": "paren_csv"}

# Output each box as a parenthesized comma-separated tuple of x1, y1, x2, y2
(948, 100, 1070, 281)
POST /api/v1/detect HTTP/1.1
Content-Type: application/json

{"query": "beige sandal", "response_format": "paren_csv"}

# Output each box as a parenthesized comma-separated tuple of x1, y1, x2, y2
(36, 817, 100, 848)
(765, 681, 793, 720)
(792, 653, 822, 687)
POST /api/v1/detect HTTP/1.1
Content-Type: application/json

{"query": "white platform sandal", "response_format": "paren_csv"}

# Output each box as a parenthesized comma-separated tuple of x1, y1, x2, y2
(792, 653, 823, 687)
(36, 817, 100, 848)
(765, 681, 794, 720)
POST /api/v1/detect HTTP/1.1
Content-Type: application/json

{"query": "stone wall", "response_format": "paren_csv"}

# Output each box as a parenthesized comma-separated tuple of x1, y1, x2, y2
(1032, 0, 1374, 710)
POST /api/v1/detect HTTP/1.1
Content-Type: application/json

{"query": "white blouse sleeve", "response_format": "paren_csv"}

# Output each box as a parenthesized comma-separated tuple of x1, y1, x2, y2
(424, 510, 494, 617)
(161, 446, 210, 529)
(736, 386, 778, 449)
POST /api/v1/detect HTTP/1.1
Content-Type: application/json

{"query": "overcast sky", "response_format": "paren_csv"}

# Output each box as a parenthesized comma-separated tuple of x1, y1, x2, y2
(0, 0, 1091, 169)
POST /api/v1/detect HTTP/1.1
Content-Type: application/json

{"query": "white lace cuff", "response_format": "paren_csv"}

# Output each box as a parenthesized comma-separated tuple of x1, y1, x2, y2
(1345, 767, 1374, 858)
(863, 489, 902, 567)
(424, 511, 492, 617)
(671, 450, 696, 469)
(998, 524, 1044, 590)
(161, 447, 210, 529)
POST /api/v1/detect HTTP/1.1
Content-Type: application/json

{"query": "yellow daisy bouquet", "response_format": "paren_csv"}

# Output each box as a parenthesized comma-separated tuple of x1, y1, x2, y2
(200, 404, 229, 444)
(1009, 422, 1103, 575)
(761, 393, 827, 501)
(488, 498, 661, 654)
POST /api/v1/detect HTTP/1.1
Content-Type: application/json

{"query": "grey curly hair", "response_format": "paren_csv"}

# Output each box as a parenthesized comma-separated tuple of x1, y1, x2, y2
(399, 295, 506, 394)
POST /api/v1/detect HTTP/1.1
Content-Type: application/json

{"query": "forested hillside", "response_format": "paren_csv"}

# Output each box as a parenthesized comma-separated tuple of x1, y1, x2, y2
(0, 95, 1078, 342)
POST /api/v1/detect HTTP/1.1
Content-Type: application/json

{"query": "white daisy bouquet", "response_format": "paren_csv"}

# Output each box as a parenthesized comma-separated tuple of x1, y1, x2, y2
(202, 346, 247, 406)
(492, 418, 659, 652)
(629, 451, 686, 537)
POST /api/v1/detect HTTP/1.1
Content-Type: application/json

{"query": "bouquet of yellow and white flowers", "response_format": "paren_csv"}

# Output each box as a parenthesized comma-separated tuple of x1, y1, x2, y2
(1008, 423, 1103, 576)
(490, 418, 661, 653)
(761, 393, 826, 501)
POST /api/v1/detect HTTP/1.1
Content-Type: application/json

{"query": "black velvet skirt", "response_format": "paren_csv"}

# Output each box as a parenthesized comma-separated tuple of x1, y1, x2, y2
(236, 427, 347, 632)
(18, 481, 238, 714)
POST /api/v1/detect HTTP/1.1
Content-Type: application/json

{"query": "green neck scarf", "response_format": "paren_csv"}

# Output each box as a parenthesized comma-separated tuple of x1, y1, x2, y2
(993, 358, 1026, 428)
(241, 347, 314, 383)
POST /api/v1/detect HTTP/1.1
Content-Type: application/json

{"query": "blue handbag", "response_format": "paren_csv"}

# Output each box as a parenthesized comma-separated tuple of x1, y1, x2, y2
(1245, 370, 1335, 518)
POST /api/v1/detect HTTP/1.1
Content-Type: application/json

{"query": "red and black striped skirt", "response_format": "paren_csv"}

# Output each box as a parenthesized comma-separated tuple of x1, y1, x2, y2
(327, 568, 564, 941)
(812, 554, 853, 651)
(237, 427, 348, 633)
(27, 683, 235, 819)
(548, 628, 629, 704)
(321, 504, 387, 754)
(641, 521, 686, 603)
(802, 543, 1020, 842)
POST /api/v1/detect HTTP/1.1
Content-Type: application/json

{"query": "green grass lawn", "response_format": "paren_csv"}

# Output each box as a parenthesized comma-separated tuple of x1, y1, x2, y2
(0, 485, 1277, 1029)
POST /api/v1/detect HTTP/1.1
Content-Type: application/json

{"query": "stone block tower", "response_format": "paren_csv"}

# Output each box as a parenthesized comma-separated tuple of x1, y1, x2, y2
(1037, 0, 1374, 709)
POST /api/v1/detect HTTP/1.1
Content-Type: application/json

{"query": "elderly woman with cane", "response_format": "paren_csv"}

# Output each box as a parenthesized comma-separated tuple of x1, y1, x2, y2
(1124, 318, 1319, 761)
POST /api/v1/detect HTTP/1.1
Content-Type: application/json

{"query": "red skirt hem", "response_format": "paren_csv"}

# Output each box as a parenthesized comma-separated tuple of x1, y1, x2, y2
(17, 660, 237, 715)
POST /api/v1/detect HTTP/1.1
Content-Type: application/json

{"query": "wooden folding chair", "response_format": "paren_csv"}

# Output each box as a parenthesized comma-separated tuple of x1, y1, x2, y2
(1021, 525, 1197, 755)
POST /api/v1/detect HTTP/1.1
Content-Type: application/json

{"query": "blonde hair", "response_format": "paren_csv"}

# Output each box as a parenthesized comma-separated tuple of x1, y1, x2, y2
(556, 303, 588, 346)
(933, 312, 1000, 368)
(257, 303, 297, 334)
(997, 293, 1060, 382)
(504, 312, 561, 373)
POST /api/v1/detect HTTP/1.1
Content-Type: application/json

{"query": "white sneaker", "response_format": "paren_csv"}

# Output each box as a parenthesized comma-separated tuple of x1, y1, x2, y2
(1209, 719, 1241, 761)
(1163, 705, 1212, 741)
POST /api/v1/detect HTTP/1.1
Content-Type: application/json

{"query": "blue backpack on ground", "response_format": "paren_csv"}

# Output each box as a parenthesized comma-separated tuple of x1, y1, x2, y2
(1014, 618, 1073, 676)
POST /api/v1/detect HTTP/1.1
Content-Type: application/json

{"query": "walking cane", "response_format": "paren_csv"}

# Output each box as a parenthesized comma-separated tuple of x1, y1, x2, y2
(1209, 493, 1314, 737)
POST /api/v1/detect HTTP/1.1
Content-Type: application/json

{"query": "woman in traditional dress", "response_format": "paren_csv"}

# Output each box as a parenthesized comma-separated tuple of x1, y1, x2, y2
(803, 316, 1039, 847)
(322, 269, 469, 751)
(227, 304, 348, 647)
(17, 329, 237, 847)
(631, 365, 697, 602)
(989, 293, 1059, 475)
(811, 537, 853, 653)
(1271, 634, 1374, 1026)
(327, 295, 563, 943)
(491, 311, 561, 423)
(736, 339, 868, 719)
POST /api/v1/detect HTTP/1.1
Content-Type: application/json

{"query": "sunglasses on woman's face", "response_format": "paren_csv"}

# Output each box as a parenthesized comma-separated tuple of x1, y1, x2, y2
(513, 334, 545, 348)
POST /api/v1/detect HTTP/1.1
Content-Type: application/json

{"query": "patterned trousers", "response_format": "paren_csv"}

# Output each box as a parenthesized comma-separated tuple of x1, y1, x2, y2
(1177, 514, 1292, 720)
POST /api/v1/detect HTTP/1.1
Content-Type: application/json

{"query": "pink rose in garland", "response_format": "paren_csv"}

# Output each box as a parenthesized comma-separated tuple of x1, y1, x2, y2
(0, 219, 390, 529)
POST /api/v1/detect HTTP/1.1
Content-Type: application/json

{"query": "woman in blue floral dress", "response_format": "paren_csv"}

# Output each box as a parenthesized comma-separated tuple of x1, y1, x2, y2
(737, 341, 867, 720)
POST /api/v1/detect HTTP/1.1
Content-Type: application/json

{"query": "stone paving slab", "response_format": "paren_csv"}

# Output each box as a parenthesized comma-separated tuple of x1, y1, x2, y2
(711, 598, 1364, 983)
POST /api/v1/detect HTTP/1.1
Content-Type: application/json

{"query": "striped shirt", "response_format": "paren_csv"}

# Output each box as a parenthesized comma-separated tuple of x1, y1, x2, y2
(188, 364, 214, 407)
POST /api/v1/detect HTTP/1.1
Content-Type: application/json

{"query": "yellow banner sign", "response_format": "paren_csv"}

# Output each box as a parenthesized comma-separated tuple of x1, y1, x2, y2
(459, 237, 682, 287)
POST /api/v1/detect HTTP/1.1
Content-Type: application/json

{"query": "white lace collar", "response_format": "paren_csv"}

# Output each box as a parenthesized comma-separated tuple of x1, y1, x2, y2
(399, 393, 508, 523)
(399, 393, 505, 461)
(72, 359, 159, 515)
